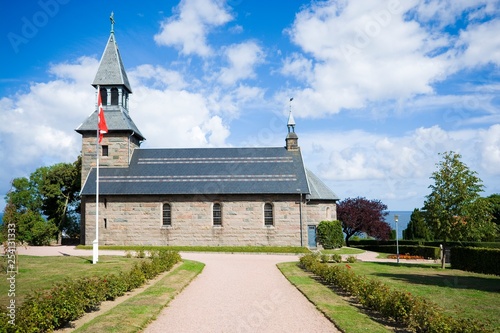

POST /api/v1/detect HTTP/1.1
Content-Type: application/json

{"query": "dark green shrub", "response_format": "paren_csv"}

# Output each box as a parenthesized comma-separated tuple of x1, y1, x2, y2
(451, 247, 500, 275)
(331, 253, 342, 263)
(317, 220, 344, 249)
(320, 254, 330, 263)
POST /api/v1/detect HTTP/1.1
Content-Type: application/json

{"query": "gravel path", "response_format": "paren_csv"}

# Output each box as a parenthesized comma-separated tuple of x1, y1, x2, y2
(143, 252, 340, 333)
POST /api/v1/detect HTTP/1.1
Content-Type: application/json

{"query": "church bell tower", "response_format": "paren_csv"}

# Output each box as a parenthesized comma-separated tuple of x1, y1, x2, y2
(75, 13, 145, 187)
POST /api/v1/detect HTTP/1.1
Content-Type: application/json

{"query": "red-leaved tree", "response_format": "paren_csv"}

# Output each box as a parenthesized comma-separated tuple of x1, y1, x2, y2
(337, 196, 390, 246)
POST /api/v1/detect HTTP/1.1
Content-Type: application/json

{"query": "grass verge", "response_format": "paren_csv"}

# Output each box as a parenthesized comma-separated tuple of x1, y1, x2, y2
(319, 247, 365, 255)
(277, 262, 392, 333)
(0, 255, 143, 307)
(73, 260, 204, 333)
(77, 245, 310, 254)
(346, 261, 500, 331)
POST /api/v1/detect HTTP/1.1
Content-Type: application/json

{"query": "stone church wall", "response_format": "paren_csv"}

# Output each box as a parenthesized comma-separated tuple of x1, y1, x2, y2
(82, 194, 336, 247)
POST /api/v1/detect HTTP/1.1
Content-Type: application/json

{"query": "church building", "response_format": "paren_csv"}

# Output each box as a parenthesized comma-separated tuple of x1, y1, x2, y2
(76, 26, 339, 247)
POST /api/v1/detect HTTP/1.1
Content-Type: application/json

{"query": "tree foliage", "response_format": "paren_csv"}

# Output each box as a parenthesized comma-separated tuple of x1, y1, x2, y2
(337, 197, 390, 246)
(316, 220, 344, 249)
(423, 151, 496, 244)
(486, 194, 500, 227)
(2, 157, 81, 245)
(403, 208, 432, 241)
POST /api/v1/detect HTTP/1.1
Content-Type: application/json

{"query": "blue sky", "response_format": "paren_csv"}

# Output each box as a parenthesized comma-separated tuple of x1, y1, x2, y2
(1, 0, 499, 212)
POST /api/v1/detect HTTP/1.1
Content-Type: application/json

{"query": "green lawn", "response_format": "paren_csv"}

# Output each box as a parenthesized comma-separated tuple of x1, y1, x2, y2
(0, 255, 145, 307)
(280, 260, 500, 333)
(347, 261, 500, 331)
(320, 247, 365, 255)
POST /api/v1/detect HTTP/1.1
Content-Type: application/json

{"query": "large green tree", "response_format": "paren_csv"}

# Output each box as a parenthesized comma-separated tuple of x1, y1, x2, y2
(403, 208, 432, 241)
(486, 194, 500, 228)
(2, 157, 81, 245)
(423, 151, 496, 267)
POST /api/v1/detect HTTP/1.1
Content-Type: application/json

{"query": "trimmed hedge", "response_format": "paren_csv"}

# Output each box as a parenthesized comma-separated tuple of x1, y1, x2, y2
(299, 253, 492, 333)
(349, 239, 500, 249)
(353, 245, 440, 259)
(0, 250, 181, 333)
(451, 247, 500, 276)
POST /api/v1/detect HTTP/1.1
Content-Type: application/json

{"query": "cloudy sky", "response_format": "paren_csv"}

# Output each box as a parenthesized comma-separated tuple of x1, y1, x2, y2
(1, 0, 499, 212)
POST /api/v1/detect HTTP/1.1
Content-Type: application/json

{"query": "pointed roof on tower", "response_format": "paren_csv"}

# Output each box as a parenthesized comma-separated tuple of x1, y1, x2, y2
(92, 31, 132, 93)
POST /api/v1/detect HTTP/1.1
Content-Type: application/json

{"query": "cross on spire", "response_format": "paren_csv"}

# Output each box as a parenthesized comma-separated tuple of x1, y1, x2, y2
(110, 12, 115, 33)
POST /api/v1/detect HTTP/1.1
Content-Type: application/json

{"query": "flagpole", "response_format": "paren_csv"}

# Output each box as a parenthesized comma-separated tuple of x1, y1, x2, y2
(93, 86, 100, 264)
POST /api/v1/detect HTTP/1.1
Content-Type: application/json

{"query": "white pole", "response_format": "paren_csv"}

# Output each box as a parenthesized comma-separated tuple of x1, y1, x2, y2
(93, 86, 100, 264)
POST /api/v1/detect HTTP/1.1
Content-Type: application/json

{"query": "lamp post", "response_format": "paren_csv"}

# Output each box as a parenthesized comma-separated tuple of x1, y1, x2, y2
(394, 214, 399, 264)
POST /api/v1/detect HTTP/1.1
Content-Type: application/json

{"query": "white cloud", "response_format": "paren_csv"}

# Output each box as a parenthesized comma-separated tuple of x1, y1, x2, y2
(479, 124, 500, 175)
(154, 0, 232, 56)
(413, 0, 498, 28)
(299, 123, 499, 208)
(457, 18, 500, 68)
(282, 0, 452, 117)
(218, 41, 265, 85)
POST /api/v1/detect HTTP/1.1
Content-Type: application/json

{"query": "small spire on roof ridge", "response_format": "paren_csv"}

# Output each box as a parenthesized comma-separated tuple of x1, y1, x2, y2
(287, 98, 295, 132)
(110, 11, 115, 33)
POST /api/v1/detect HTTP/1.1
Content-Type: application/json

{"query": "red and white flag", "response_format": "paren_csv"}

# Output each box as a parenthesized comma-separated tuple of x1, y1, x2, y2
(97, 88, 108, 143)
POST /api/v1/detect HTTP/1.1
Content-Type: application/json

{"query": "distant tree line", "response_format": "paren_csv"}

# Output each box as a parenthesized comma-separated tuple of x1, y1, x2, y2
(1, 156, 81, 245)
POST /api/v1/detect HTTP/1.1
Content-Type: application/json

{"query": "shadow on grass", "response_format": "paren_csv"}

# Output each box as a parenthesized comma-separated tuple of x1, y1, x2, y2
(369, 263, 500, 293)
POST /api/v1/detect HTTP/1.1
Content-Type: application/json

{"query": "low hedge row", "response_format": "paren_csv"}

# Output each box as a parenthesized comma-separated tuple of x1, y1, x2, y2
(451, 247, 500, 275)
(349, 240, 500, 249)
(299, 253, 492, 333)
(0, 250, 181, 333)
(352, 245, 440, 259)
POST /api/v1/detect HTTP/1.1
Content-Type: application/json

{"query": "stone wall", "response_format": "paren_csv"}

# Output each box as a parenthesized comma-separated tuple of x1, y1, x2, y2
(82, 194, 336, 247)
(80, 133, 139, 185)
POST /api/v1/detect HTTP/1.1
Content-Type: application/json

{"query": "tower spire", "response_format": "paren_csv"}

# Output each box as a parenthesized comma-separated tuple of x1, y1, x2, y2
(285, 97, 299, 151)
(110, 12, 115, 33)
(287, 97, 295, 133)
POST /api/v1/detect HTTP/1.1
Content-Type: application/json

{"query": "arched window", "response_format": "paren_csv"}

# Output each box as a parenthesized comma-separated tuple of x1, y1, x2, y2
(326, 207, 331, 220)
(213, 203, 222, 226)
(111, 87, 119, 105)
(162, 203, 171, 227)
(264, 203, 273, 226)
(100, 87, 108, 106)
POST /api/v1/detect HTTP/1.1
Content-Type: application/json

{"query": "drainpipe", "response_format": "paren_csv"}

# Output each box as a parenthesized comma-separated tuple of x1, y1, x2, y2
(128, 131, 135, 164)
(297, 189, 303, 247)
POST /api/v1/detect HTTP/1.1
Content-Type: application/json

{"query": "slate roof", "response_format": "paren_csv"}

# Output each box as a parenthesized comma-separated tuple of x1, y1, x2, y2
(305, 169, 339, 201)
(92, 33, 132, 92)
(75, 108, 145, 140)
(81, 147, 337, 200)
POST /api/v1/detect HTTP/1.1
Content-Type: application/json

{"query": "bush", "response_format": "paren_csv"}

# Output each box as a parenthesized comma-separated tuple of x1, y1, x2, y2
(0, 251, 181, 332)
(299, 254, 492, 333)
(331, 253, 342, 263)
(451, 247, 500, 275)
(317, 220, 344, 249)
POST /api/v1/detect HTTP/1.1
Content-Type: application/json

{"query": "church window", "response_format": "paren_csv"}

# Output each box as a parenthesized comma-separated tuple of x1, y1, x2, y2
(100, 87, 108, 105)
(213, 203, 222, 226)
(102, 145, 109, 156)
(111, 87, 119, 105)
(162, 203, 171, 227)
(264, 203, 274, 226)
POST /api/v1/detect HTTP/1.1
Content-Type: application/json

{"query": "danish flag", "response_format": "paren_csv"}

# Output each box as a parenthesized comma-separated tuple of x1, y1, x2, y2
(97, 88, 108, 143)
